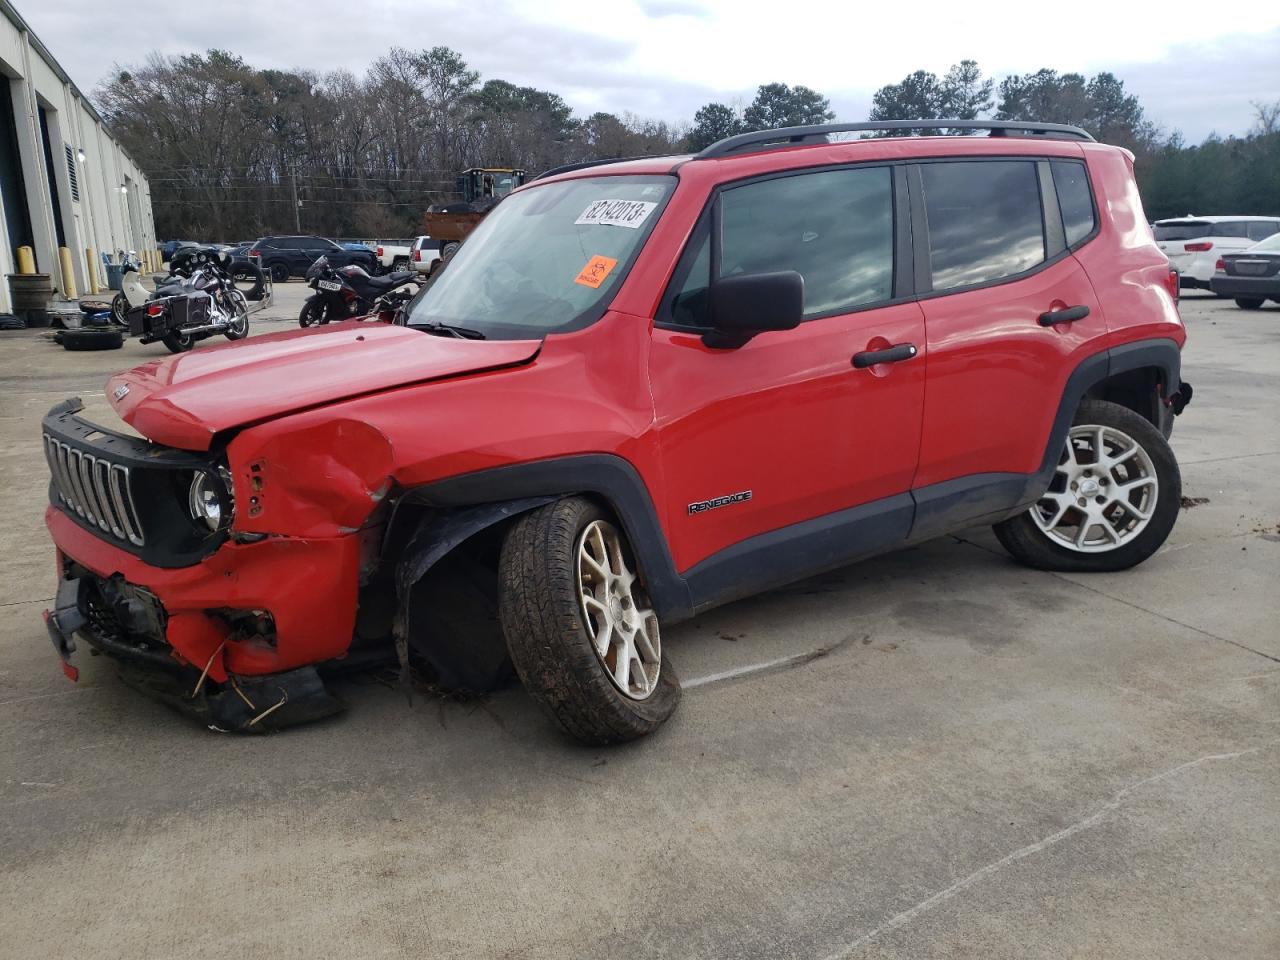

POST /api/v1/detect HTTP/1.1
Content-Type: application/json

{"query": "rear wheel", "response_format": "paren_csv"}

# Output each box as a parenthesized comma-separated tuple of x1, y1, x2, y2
(162, 329, 195, 353)
(269, 262, 289, 283)
(441, 241, 461, 261)
(1234, 297, 1264, 309)
(498, 497, 680, 744)
(994, 400, 1180, 572)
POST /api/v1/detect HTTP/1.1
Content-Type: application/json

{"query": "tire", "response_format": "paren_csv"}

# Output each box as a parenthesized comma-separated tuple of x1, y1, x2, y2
(498, 497, 680, 745)
(231, 263, 267, 301)
(441, 242, 461, 261)
(162, 329, 195, 353)
(61, 328, 123, 351)
(110, 293, 129, 328)
(993, 399, 1181, 572)
(269, 262, 290, 283)
(392, 257, 409, 272)
(299, 295, 324, 328)
(223, 292, 250, 341)
(1234, 297, 1264, 310)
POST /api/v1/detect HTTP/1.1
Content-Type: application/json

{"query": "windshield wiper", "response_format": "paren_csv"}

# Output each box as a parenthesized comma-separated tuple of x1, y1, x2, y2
(411, 321, 487, 340)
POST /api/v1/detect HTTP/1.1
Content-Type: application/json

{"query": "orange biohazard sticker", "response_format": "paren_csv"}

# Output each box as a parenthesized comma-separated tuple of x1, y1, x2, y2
(574, 255, 618, 289)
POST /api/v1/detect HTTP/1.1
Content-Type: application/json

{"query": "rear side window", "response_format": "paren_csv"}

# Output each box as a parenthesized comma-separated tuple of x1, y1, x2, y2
(1247, 221, 1280, 241)
(1051, 160, 1096, 247)
(922, 161, 1045, 291)
(670, 166, 895, 324)
(1216, 221, 1252, 239)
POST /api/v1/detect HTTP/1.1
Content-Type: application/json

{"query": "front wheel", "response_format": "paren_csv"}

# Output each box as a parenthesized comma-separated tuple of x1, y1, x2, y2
(299, 295, 326, 328)
(498, 497, 680, 744)
(223, 291, 250, 340)
(993, 399, 1181, 572)
(1234, 297, 1264, 310)
(110, 293, 129, 328)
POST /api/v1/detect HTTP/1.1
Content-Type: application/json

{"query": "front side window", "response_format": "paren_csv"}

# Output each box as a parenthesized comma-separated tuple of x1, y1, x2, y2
(1051, 160, 1096, 247)
(922, 160, 1046, 291)
(669, 166, 894, 326)
(408, 175, 673, 339)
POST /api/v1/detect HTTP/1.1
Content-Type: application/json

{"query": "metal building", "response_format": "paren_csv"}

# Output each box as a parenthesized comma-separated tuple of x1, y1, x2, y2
(0, 1, 155, 311)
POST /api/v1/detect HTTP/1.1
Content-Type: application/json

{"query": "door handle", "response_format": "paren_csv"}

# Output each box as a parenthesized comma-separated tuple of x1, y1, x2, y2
(852, 342, 918, 368)
(1038, 305, 1090, 326)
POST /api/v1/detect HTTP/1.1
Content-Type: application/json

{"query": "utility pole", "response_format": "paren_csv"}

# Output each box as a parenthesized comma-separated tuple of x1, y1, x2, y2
(290, 166, 301, 232)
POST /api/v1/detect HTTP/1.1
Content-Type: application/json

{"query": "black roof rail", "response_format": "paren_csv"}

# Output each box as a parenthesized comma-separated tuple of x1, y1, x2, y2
(695, 119, 1094, 159)
(533, 155, 660, 181)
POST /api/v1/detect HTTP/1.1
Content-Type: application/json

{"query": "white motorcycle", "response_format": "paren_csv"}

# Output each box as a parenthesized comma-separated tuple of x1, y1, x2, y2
(109, 252, 150, 328)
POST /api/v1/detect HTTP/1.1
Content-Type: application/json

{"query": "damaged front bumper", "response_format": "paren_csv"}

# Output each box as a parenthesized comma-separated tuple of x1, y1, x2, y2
(44, 507, 361, 732)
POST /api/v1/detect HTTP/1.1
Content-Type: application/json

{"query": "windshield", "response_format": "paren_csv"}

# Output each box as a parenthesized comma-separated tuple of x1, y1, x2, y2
(408, 175, 673, 339)
(1153, 221, 1212, 241)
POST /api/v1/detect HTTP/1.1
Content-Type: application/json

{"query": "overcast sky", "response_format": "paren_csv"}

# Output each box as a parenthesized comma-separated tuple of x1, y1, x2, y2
(22, 0, 1280, 142)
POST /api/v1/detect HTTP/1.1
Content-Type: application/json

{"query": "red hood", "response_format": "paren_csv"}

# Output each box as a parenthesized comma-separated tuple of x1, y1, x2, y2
(107, 322, 540, 450)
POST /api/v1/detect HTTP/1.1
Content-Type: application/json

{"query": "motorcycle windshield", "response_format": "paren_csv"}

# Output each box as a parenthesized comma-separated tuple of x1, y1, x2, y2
(406, 174, 674, 340)
(306, 257, 330, 281)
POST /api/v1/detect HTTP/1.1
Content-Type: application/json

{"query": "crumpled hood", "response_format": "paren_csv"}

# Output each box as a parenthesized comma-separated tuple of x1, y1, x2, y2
(107, 322, 540, 450)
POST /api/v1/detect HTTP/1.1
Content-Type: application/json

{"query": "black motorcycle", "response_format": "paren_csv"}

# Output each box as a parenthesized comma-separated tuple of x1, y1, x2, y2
(127, 250, 251, 353)
(300, 257, 419, 327)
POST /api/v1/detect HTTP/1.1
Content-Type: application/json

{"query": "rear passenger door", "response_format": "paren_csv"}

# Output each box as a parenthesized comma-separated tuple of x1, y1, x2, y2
(910, 157, 1107, 536)
(650, 165, 926, 576)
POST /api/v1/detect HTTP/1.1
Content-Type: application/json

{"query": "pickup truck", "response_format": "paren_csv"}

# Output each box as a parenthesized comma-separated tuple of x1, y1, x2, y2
(372, 240, 415, 274)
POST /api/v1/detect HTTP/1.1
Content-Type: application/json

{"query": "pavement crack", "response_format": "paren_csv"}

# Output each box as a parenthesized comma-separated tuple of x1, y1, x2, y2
(684, 633, 865, 689)
(822, 738, 1280, 958)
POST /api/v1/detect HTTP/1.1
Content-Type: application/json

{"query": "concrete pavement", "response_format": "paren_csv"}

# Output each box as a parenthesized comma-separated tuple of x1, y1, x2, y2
(1, 291, 1277, 959)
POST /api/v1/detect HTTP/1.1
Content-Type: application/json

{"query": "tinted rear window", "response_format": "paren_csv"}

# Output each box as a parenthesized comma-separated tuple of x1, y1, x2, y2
(1051, 160, 1096, 247)
(1153, 221, 1212, 241)
(922, 160, 1046, 291)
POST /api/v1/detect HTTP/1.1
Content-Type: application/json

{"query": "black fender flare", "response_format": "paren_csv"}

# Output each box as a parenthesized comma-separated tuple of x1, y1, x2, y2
(1023, 337, 1182, 503)
(396, 455, 693, 623)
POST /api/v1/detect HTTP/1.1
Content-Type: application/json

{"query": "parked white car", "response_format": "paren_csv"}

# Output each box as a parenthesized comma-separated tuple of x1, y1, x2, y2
(371, 239, 415, 273)
(410, 236, 443, 274)
(1154, 216, 1280, 289)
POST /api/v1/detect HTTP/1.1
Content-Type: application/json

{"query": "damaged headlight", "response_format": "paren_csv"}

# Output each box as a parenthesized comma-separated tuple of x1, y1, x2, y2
(187, 467, 234, 532)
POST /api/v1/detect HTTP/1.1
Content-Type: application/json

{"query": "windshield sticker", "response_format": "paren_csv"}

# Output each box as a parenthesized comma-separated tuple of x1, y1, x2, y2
(574, 255, 619, 289)
(575, 199, 657, 229)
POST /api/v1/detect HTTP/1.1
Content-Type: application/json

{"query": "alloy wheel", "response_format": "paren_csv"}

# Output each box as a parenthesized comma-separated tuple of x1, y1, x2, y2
(1032, 423, 1159, 552)
(576, 520, 661, 700)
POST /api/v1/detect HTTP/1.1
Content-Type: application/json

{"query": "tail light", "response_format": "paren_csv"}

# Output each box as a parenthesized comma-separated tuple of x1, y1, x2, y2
(1164, 268, 1179, 304)
(146, 303, 164, 317)
(413, 248, 421, 262)
(1184, 241, 1213, 252)
(1214, 259, 1225, 272)
(376, 246, 383, 258)
(248, 250, 260, 259)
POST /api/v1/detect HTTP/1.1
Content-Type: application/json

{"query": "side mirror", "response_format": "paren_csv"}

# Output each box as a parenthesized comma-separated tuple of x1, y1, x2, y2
(704, 271, 803, 348)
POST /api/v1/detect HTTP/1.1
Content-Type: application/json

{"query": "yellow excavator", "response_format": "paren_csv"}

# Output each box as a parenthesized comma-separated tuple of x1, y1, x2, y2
(423, 168, 527, 269)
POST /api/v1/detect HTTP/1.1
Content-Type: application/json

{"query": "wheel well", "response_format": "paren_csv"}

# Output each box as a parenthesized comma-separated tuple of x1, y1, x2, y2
(1084, 366, 1164, 426)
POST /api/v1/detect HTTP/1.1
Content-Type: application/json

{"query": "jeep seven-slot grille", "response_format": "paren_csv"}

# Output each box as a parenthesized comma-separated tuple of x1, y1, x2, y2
(43, 435, 145, 546)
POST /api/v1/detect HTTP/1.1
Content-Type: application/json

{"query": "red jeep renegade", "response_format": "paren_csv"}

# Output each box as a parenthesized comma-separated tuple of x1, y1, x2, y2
(42, 120, 1191, 743)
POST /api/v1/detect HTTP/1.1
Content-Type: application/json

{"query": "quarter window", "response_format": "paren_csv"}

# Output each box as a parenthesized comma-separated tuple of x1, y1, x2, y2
(1247, 220, 1280, 241)
(670, 166, 895, 325)
(922, 160, 1046, 291)
(1051, 160, 1096, 247)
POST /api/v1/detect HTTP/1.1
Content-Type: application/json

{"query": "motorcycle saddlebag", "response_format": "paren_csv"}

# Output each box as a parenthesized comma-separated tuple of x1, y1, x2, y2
(128, 292, 211, 337)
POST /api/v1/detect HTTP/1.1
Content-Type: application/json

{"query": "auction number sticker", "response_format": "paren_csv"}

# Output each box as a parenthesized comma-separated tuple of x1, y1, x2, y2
(575, 199, 657, 229)
(574, 255, 618, 288)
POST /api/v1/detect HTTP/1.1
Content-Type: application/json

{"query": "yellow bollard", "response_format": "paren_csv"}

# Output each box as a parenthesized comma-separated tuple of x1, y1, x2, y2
(84, 248, 99, 294)
(15, 245, 35, 274)
(155, 248, 163, 273)
(58, 247, 78, 299)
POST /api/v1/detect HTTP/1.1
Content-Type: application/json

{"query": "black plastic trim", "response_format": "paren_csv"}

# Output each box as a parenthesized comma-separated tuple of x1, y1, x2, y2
(1037, 160, 1067, 257)
(413, 455, 694, 620)
(684, 494, 914, 613)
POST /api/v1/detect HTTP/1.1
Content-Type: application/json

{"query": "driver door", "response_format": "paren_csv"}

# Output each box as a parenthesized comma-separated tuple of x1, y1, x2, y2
(649, 165, 926, 578)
